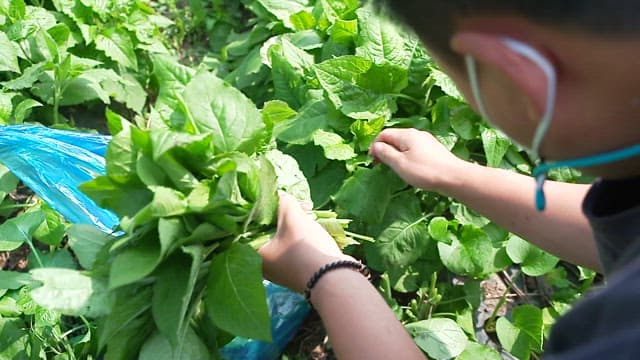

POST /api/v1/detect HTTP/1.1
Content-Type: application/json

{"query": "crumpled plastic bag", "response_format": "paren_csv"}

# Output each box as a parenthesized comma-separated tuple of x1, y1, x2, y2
(0, 124, 309, 359)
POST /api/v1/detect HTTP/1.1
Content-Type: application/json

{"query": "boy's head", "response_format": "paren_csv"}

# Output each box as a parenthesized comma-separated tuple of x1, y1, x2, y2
(381, 1, 640, 178)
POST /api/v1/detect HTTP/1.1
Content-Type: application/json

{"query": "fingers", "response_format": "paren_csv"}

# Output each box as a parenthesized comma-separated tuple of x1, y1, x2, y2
(372, 128, 418, 152)
(370, 141, 404, 168)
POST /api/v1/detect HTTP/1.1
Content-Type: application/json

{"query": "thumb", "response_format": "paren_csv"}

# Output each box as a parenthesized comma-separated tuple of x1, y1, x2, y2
(370, 141, 404, 168)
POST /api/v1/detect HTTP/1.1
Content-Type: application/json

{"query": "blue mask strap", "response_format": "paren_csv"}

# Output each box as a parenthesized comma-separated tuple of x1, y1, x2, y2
(533, 143, 640, 211)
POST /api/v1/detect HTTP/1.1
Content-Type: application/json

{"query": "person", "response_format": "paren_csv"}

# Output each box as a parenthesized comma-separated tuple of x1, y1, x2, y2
(259, 1, 640, 359)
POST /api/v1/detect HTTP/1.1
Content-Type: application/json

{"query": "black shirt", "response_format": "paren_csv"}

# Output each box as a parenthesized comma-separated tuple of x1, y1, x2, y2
(545, 178, 640, 359)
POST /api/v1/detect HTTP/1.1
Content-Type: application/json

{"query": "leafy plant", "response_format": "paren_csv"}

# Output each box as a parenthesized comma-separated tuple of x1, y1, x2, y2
(0, 0, 598, 359)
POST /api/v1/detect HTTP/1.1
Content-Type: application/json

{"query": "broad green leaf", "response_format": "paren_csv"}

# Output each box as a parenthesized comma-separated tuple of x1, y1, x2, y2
(151, 54, 195, 114)
(314, 55, 397, 120)
(450, 203, 490, 228)
(150, 130, 212, 161)
(67, 224, 113, 270)
(95, 29, 138, 70)
(139, 327, 209, 360)
(406, 318, 468, 360)
(182, 72, 266, 154)
(0, 31, 19, 73)
(457, 343, 502, 360)
(350, 117, 385, 151)
(0, 163, 18, 200)
(98, 285, 153, 350)
(437, 226, 496, 277)
(355, 8, 412, 68)
(256, 0, 310, 29)
(312, 129, 356, 161)
(308, 161, 347, 207)
(0, 91, 14, 123)
(276, 99, 328, 145)
(13, 98, 42, 123)
(506, 235, 559, 276)
(0, 271, 33, 289)
(262, 100, 297, 133)
(106, 123, 137, 184)
(319, 0, 358, 22)
(512, 305, 544, 351)
(251, 156, 278, 225)
(152, 246, 203, 346)
(206, 243, 271, 341)
(109, 233, 162, 289)
(0, 318, 29, 359)
(61, 69, 122, 105)
(482, 128, 511, 168)
(30, 268, 110, 317)
(430, 68, 464, 101)
(266, 149, 312, 205)
(0, 211, 45, 251)
(103, 310, 154, 360)
(29, 248, 75, 269)
(335, 166, 404, 224)
(148, 186, 189, 217)
(496, 316, 532, 360)
(267, 41, 310, 109)
(428, 217, 451, 244)
(32, 203, 66, 246)
(365, 192, 430, 270)
(0, 296, 21, 317)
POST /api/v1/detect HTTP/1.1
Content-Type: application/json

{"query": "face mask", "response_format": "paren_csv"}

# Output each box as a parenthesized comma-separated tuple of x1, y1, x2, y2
(465, 38, 640, 211)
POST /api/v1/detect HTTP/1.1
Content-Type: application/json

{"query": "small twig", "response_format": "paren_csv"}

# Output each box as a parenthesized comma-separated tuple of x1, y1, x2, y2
(499, 270, 530, 303)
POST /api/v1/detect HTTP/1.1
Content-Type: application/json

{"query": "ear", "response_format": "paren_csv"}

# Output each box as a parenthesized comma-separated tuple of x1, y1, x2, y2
(451, 32, 554, 117)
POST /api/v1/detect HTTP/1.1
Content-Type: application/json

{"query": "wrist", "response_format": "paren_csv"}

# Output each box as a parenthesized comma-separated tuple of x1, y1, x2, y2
(429, 158, 475, 196)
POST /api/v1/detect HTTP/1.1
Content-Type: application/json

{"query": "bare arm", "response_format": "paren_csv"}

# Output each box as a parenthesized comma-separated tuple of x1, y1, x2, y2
(371, 128, 600, 272)
(259, 193, 426, 360)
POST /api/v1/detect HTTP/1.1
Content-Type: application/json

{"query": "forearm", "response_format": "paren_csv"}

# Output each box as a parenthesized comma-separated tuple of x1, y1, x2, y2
(439, 162, 600, 271)
(310, 269, 426, 360)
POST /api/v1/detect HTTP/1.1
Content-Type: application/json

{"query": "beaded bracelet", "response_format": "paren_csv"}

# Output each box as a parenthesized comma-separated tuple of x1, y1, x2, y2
(303, 260, 371, 302)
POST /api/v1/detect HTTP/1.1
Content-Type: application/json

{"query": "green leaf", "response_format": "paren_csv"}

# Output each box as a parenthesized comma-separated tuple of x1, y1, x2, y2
(0, 271, 33, 290)
(457, 343, 502, 360)
(256, 0, 310, 29)
(406, 318, 468, 360)
(251, 155, 278, 225)
(32, 204, 66, 246)
(276, 99, 328, 145)
(67, 224, 113, 270)
(13, 98, 42, 123)
(0, 211, 45, 251)
(355, 8, 412, 68)
(314, 55, 397, 120)
(0, 163, 19, 200)
(206, 243, 271, 341)
(496, 316, 532, 360)
(30, 268, 110, 317)
(109, 233, 162, 289)
(29, 248, 76, 269)
(148, 186, 189, 217)
(437, 226, 496, 277)
(312, 130, 357, 161)
(0, 31, 19, 73)
(506, 235, 559, 276)
(0, 318, 29, 359)
(98, 285, 153, 350)
(139, 327, 209, 360)
(365, 192, 430, 270)
(430, 68, 464, 101)
(266, 149, 312, 205)
(1, 62, 46, 90)
(95, 29, 138, 70)
(182, 72, 266, 154)
(335, 166, 404, 224)
(152, 246, 203, 347)
(428, 217, 451, 244)
(482, 128, 511, 168)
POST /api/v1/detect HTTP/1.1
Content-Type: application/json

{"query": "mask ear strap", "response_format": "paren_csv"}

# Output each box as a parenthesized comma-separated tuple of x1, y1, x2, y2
(502, 38, 557, 155)
(465, 55, 492, 123)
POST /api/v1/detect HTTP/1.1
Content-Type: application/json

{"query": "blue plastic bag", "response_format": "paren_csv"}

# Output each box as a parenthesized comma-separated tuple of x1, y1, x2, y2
(0, 125, 310, 359)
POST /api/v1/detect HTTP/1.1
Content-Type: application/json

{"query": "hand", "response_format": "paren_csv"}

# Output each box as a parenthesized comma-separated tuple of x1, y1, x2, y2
(259, 192, 354, 293)
(370, 128, 468, 194)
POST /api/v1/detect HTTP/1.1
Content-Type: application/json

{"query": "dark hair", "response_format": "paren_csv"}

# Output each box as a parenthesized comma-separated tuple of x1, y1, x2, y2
(380, 1, 640, 63)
